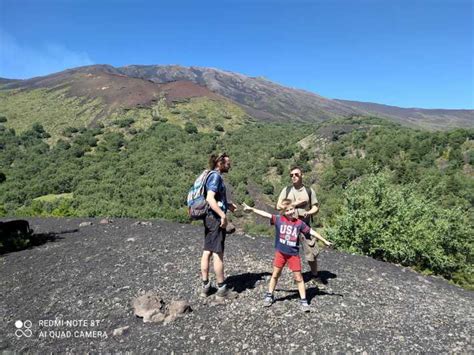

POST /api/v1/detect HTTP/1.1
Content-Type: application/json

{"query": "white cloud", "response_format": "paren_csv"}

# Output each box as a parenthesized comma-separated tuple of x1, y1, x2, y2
(0, 29, 94, 79)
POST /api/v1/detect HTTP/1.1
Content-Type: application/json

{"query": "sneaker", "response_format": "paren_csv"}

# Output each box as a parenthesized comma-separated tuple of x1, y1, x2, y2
(263, 292, 274, 307)
(300, 299, 311, 313)
(199, 281, 211, 298)
(215, 284, 236, 299)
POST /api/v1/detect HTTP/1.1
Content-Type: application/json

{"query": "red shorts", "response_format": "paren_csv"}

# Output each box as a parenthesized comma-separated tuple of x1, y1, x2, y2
(273, 250, 302, 272)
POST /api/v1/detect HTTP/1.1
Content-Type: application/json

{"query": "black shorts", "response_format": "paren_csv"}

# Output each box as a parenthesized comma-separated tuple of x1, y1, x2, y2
(203, 213, 226, 253)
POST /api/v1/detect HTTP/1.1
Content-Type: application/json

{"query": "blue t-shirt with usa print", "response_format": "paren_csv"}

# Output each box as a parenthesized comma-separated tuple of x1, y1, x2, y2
(270, 215, 311, 256)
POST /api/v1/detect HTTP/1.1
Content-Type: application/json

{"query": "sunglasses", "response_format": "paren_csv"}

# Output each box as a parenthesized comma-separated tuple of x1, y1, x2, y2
(290, 173, 301, 177)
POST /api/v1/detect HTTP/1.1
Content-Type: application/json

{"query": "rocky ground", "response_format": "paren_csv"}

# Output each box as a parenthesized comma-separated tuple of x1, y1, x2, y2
(1, 217, 472, 353)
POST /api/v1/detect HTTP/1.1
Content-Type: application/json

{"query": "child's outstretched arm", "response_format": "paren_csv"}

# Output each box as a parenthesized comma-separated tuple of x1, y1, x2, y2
(309, 229, 333, 247)
(242, 203, 272, 219)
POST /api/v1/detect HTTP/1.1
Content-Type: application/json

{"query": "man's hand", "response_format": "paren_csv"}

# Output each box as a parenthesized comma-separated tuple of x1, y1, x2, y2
(220, 215, 228, 228)
(325, 241, 333, 247)
(228, 203, 238, 213)
(292, 199, 306, 208)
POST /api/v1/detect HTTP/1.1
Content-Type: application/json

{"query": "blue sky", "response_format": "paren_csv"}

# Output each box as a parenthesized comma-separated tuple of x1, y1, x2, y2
(0, 0, 472, 109)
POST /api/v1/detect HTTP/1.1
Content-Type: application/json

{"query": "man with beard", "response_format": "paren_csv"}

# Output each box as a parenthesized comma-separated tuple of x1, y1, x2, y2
(199, 152, 237, 299)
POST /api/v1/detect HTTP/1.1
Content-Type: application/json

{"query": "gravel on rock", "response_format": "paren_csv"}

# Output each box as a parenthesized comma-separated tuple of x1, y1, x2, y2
(0, 217, 472, 353)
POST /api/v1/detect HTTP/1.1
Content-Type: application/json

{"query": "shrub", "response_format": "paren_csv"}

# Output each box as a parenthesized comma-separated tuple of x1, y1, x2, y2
(326, 172, 473, 281)
(275, 148, 294, 159)
(115, 118, 135, 128)
(62, 126, 78, 137)
(184, 122, 198, 134)
(262, 182, 274, 195)
(0, 221, 32, 253)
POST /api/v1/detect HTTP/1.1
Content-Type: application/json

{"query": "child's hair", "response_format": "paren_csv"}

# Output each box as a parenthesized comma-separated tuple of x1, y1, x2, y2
(279, 199, 293, 214)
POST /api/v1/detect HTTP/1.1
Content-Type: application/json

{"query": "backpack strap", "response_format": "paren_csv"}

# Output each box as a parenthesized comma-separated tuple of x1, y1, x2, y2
(203, 170, 218, 197)
(285, 186, 292, 199)
(305, 186, 314, 223)
(305, 186, 312, 208)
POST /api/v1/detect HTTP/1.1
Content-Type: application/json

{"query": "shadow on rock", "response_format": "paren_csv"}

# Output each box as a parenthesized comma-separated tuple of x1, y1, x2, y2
(306, 287, 343, 303)
(303, 270, 338, 284)
(274, 286, 343, 303)
(275, 280, 344, 303)
(0, 219, 77, 254)
(226, 272, 271, 293)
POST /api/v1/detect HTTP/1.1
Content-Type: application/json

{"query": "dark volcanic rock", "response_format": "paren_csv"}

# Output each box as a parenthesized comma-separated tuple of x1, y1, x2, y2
(0, 217, 472, 353)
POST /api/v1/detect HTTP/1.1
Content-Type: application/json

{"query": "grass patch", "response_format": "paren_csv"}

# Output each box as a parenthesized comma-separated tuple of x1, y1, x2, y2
(33, 193, 73, 202)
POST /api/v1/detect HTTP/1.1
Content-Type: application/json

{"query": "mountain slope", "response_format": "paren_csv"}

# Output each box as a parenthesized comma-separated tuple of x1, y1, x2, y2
(0, 65, 248, 138)
(1, 64, 472, 130)
(336, 99, 474, 130)
(116, 65, 474, 128)
(117, 65, 360, 122)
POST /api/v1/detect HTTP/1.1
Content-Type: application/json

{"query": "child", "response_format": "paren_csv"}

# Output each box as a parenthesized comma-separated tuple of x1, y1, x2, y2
(242, 199, 332, 311)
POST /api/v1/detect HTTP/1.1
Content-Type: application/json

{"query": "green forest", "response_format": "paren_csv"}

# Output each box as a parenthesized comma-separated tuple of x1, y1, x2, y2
(0, 116, 472, 289)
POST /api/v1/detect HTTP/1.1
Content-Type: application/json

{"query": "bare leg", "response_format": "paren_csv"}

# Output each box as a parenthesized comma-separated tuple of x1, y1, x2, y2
(294, 271, 306, 300)
(302, 234, 319, 277)
(213, 252, 225, 284)
(201, 250, 212, 281)
(308, 259, 318, 277)
(268, 266, 282, 293)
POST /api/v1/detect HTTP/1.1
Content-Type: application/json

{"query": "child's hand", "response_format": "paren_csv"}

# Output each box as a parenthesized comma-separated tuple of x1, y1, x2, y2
(242, 203, 252, 212)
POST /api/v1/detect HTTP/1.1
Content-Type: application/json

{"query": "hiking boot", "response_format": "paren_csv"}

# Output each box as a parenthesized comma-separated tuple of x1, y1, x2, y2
(215, 284, 238, 299)
(199, 281, 211, 298)
(300, 299, 311, 313)
(263, 292, 274, 307)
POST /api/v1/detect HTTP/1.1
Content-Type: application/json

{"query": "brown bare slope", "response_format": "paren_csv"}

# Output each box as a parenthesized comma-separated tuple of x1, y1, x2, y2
(3, 65, 219, 111)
